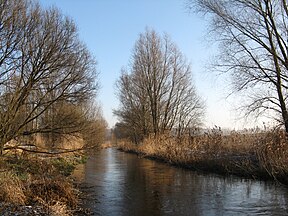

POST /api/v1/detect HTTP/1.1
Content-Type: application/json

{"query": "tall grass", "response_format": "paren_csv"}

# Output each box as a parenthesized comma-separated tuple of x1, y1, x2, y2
(117, 128, 288, 184)
(256, 130, 288, 183)
(0, 154, 83, 215)
(0, 171, 26, 205)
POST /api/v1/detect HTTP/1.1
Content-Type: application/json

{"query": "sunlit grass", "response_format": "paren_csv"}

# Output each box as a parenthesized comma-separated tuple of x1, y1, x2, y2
(117, 128, 288, 184)
(0, 154, 83, 214)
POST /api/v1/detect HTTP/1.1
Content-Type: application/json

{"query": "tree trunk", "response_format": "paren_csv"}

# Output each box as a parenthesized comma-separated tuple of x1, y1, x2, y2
(278, 87, 288, 133)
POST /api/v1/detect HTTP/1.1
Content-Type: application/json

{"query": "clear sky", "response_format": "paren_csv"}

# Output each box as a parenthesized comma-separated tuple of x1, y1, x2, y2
(38, 0, 259, 130)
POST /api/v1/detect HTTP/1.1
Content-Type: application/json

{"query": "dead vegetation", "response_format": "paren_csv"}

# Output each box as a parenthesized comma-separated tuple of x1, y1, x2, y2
(0, 152, 87, 215)
(116, 128, 288, 184)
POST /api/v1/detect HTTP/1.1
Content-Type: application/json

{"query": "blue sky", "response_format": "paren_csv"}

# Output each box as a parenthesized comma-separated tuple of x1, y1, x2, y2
(38, 0, 253, 129)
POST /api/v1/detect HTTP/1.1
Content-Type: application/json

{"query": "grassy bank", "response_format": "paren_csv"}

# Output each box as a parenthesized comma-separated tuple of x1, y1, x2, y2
(0, 153, 88, 215)
(116, 128, 288, 184)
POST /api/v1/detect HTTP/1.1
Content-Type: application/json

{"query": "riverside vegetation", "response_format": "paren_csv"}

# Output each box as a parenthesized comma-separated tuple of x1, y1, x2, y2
(0, 134, 107, 215)
(0, 151, 90, 215)
(116, 127, 288, 185)
(114, 0, 288, 186)
(0, 0, 106, 215)
(1, 0, 288, 214)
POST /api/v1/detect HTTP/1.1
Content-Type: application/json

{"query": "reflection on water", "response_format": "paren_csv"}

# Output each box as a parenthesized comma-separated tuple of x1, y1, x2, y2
(73, 148, 288, 216)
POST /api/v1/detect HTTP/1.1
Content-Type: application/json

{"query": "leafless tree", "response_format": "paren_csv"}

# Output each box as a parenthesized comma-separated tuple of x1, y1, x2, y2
(0, 0, 99, 153)
(81, 102, 108, 150)
(114, 29, 205, 141)
(187, 0, 288, 131)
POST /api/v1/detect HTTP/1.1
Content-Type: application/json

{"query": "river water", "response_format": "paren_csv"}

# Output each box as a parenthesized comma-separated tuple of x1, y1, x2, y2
(73, 148, 288, 216)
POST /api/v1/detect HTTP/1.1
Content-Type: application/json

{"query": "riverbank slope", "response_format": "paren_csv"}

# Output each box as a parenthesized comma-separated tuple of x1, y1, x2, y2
(116, 129, 288, 184)
(0, 154, 90, 215)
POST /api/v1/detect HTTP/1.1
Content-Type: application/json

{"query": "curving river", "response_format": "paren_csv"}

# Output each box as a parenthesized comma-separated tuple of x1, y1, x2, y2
(73, 148, 288, 216)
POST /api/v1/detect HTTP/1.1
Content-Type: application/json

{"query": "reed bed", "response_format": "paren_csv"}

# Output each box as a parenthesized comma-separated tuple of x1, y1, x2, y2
(117, 128, 288, 184)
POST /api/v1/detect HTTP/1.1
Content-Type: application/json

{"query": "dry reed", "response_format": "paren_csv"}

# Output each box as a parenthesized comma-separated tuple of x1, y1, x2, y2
(117, 128, 288, 183)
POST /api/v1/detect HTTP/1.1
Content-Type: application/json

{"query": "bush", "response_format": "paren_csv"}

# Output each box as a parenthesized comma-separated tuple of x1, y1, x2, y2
(51, 158, 76, 177)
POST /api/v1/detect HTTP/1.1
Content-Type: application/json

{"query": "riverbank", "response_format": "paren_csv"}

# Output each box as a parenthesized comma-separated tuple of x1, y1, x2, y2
(69, 148, 288, 215)
(0, 154, 90, 216)
(116, 129, 288, 184)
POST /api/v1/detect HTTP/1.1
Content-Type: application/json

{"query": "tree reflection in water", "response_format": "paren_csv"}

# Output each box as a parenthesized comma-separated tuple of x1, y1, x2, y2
(73, 148, 288, 216)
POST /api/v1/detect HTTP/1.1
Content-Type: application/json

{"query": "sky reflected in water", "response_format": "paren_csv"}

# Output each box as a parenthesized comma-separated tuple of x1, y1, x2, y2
(73, 148, 288, 216)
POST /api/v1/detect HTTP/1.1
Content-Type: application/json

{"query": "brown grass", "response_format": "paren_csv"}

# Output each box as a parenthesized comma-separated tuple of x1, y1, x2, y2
(117, 128, 288, 184)
(0, 171, 26, 205)
(256, 130, 288, 183)
(0, 154, 82, 215)
(49, 201, 72, 216)
(101, 141, 114, 149)
(26, 176, 79, 207)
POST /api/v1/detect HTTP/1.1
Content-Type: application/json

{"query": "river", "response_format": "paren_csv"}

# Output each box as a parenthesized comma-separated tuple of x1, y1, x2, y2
(73, 148, 288, 216)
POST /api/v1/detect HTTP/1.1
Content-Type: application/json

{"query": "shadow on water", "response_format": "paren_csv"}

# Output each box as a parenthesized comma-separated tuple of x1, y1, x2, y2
(73, 148, 288, 216)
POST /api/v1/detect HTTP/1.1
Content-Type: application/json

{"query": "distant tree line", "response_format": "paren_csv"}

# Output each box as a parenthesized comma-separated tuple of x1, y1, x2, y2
(114, 29, 205, 143)
(0, 0, 106, 154)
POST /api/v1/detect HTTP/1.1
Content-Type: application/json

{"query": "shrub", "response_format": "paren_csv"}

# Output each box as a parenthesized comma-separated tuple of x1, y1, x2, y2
(51, 158, 76, 177)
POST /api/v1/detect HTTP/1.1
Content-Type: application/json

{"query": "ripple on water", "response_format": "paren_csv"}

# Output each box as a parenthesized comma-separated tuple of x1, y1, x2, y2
(74, 149, 288, 216)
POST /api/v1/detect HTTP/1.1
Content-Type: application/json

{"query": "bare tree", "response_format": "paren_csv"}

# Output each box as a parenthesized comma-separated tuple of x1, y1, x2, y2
(114, 29, 205, 141)
(81, 102, 108, 149)
(0, 0, 99, 153)
(187, 0, 288, 131)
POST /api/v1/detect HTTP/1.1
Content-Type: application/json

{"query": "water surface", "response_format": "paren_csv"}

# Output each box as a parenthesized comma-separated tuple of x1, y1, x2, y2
(73, 148, 288, 216)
